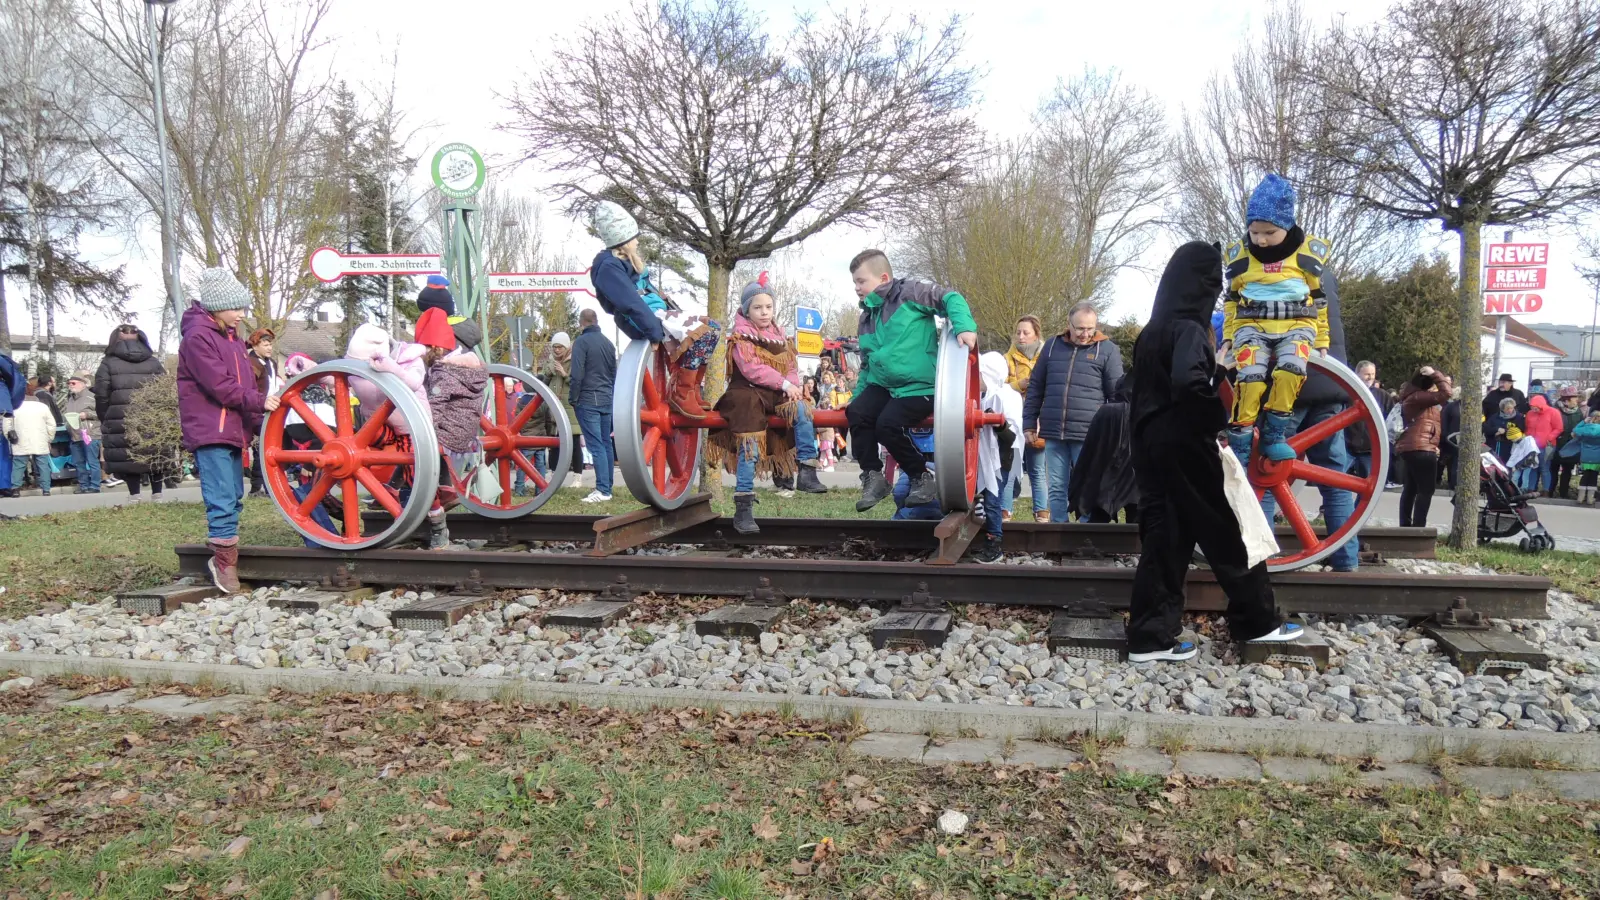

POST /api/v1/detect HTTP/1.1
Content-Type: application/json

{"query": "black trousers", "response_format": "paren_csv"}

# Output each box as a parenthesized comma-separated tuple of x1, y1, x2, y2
(1438, 447, 1459, 490)
(1128, 432, 1279, 653)
(1398, 450, 1439, 527)
(846, 384, 934, 477)
(1553, 450, 1578, 497)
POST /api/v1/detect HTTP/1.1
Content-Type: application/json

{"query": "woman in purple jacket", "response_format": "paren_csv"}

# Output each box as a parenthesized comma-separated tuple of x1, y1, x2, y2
(177, 268, 280, 593)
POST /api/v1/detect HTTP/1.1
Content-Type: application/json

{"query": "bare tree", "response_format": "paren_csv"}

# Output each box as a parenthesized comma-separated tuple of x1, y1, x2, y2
(73, 0, 340, 335)
(1170, 3, 1413, 277)
(0, 0, 129, 367)
(502, 0, 981, 396)
(906, 69, 1168, 345)
(1310, 0, 1600, 547)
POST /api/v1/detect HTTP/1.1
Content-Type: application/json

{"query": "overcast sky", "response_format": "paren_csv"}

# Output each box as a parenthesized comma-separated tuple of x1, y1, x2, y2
(16, 0, 1598, 346)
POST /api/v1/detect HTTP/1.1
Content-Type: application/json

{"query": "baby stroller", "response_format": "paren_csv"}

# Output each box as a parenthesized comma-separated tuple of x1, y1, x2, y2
(1477, 450, 1553, 551)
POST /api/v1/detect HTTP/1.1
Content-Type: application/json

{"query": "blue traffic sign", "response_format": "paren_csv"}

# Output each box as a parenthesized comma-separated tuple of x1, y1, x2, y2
(796, 306, 824, 333)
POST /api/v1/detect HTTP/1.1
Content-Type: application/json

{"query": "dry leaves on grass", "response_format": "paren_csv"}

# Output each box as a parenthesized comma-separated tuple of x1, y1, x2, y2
(752, 811, 781, 842)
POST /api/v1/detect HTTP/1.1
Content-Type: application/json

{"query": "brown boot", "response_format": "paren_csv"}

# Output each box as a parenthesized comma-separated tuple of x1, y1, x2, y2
(207, 538, 241, 594)
(1034, 510, 1050, 524)
(668, 363, 710, 420)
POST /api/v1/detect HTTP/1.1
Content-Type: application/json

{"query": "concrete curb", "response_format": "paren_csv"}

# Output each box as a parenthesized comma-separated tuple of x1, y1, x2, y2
(4, 651, 1599, 770)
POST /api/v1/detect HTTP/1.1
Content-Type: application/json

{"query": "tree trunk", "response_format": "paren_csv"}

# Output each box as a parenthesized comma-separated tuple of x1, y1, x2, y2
(1448, 219, 1484, 548)
(701, 258, 732, 502)
(0, 268, 10, 355)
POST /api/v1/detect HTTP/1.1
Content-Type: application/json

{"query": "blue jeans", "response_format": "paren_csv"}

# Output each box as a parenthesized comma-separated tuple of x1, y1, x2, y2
(891, 468, 943, 520)
(70, 439, 102, 491)
(980, 488, 1002, 539)
(1536, 446, 1554, 492)
(13, 454, 52, 492)
(1043, 439, 1083, 522)
(736, 404, 817, 493)
(1514, 462, 1538, 493)
(291, 474, 337, 548)
(1258, 404, 1358, 571)
(513, 449, 549, 492)
(0, 432, 10, 489)
(194, 445, 245, 540)
(574, 404, 614, 495)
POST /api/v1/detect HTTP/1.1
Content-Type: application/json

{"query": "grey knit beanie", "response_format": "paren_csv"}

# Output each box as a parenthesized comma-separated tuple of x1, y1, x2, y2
(198, 268, 252, 312)
(592, 201, 639, 249)
(738, 271, 772, 317)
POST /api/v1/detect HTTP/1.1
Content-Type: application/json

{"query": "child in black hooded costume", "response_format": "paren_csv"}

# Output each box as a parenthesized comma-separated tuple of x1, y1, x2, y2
(1127, 242, 1303, 662)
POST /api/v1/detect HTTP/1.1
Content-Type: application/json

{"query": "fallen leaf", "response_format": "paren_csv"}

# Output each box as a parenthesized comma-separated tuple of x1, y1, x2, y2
(162, 882, 192, 895)
(1166, 856, 1184, 876)
(1113, 870, 1147, 894)
(851, 795, 880, 813)
(1439, 869, 1479, 897)
(672, 833, 701, 851)
(1407, 860, 1435, 879)
(752, 812, 781, 842)
(790, 859, 813, 876)
(224, 836, 252, 860)
(303, 813, 325, 829)
(810, 836, 834, 862)
(121, 733, 147, 748)
(220, 875, 247, 897)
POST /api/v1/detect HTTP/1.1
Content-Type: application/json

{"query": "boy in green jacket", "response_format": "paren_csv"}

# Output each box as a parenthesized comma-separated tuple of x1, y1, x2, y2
(846, 249, 978, 511)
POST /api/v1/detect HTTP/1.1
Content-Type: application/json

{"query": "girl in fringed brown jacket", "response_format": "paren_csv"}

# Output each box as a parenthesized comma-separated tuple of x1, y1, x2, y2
(709, 273, 827, 534)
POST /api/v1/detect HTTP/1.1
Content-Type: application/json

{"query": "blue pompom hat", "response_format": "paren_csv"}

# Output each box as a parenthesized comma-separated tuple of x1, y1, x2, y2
(1245, 173, 1297, 231)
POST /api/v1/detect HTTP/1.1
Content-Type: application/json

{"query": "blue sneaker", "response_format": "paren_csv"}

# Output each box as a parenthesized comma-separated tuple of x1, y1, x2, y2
(1257, 412, 1299, 462)
(1247, 622, 1304, 643)
(1128, 641, 1198, 663)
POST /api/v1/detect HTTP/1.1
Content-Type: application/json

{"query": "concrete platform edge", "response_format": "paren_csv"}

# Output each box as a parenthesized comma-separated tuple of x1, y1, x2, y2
(3, 651, 1598, 770)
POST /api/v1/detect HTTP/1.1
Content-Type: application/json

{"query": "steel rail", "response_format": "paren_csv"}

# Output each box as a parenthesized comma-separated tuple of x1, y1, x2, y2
(174, 544, 1541, 619)
(358, 512, 1439, 558)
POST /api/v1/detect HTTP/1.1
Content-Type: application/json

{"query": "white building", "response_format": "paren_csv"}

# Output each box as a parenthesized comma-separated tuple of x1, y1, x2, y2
(1479, 316, 1565, 387)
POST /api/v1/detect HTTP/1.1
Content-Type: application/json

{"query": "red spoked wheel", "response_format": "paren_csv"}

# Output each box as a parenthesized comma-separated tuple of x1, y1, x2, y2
(260, 360, 440, 549)
(453, 364, 573, 519)
(933, 330, 1005, 512)
(1219, 355, 1389, 571)
(614, 341, 704, 509)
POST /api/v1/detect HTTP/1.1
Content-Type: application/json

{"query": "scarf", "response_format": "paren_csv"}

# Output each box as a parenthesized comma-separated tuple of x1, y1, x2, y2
(1013, 339, 1042, 360)
(725, 312, 795, 383)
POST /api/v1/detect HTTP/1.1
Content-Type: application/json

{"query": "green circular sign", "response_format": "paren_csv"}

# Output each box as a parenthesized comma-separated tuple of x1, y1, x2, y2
(431, 142, 486, 199)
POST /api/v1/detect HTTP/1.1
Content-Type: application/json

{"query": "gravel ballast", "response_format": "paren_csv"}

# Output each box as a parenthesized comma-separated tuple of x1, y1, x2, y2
(2, 559, 1597, 735)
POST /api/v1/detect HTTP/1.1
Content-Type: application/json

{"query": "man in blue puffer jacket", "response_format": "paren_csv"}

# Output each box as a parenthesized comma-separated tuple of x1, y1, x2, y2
(1022, 302, 1124, 522)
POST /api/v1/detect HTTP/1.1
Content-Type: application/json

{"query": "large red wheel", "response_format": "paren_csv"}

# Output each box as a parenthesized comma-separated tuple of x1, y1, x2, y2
(614, 341, 704, 509)
(933, 330, 998, 513)
(453, 364, 573, 519)
(260, 360, 439, 549)
(1219, 355, 1389, 571)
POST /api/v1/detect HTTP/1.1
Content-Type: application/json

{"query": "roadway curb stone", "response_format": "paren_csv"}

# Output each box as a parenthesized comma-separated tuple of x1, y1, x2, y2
(4, 652, 1599, 772)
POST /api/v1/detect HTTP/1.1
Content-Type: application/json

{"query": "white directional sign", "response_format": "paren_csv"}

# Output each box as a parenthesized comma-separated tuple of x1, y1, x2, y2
(308, 247, 442, 283)
(795, 306, 824, 333)
(486, 270, 595, 296)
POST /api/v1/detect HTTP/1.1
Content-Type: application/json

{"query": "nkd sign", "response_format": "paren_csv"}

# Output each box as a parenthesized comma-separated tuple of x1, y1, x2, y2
(1484, 293, 1543, 315)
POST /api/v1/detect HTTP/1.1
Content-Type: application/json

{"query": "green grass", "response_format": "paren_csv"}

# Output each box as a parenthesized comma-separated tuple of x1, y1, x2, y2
(1441, 543, 1600, 601)
(0, 498, 300, 619)
(0, 689, 1595, 899)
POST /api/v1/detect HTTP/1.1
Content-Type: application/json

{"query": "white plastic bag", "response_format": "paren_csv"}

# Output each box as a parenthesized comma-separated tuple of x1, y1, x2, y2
(1385, 403, 1406, 442)
(470, 453, 502, 505)
(1218, 444, 1280, 568)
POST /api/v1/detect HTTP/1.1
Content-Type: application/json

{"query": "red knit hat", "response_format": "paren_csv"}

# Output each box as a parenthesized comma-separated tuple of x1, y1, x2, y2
(414, 307, 456, 349)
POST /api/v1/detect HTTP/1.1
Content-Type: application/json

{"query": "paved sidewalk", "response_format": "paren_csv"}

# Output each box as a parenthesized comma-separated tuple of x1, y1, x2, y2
(848, 732, 1600, 801)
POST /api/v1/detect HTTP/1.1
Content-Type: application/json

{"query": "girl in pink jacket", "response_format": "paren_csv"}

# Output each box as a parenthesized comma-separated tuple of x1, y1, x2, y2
(707, 274, 827, 535)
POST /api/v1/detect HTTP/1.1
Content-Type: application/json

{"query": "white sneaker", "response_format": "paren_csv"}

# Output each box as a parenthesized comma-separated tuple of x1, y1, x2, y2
(775, 489, 795, 498)
(565, 472, 584, 489)
(103, 476, 124, 487)
(127, 495, 146, 504)
(580, 490, 612, 503)
(1246, 623, 1305, 643)
(823, 465, 835, 473)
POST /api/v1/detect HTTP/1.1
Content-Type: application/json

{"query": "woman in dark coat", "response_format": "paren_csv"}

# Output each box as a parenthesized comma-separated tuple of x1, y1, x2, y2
(94, 324, 166, 499)
(1066, 375, 1137, 523)
(1126, 242, 1301, 662)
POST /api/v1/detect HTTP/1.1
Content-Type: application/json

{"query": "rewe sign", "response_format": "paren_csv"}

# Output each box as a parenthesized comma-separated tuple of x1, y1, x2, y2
(1484, 293, 1543, 315)
(1485, 243, 1549, 266)
(1486, 267, 1548, 291)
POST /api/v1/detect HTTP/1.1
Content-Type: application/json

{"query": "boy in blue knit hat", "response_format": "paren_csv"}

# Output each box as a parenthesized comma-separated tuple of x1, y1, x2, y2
(1219, 173, 1332, 463)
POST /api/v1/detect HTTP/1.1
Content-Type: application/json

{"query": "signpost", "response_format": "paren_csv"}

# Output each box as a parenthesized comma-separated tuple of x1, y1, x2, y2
(308, 247, 442, 283)
(504, 315, 538, 369)
(1485, 237, 1552, 381)
(431, 142, 486, 200)
(487, 270, 595, 296)
(796, 332, 824, 356)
